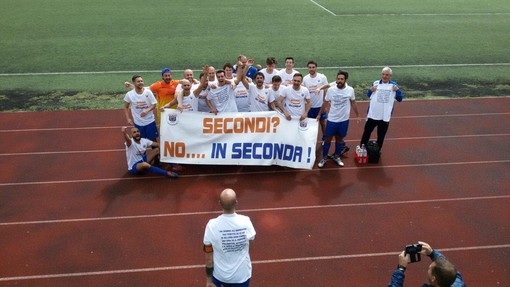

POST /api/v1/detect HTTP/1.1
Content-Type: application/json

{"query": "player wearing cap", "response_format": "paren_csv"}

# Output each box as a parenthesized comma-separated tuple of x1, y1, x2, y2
(149, 68, 181, 128)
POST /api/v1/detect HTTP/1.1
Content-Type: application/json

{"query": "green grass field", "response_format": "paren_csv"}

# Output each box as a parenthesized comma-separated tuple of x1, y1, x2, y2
(1, 0, 509, 111)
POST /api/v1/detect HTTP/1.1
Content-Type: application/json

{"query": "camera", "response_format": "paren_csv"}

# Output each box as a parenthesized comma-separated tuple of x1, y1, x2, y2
(405, 243, 423, 263)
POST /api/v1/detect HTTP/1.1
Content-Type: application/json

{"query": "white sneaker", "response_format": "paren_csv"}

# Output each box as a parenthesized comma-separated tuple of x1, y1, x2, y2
(333, 156, 344, 167)
(317, 158, 327, 168)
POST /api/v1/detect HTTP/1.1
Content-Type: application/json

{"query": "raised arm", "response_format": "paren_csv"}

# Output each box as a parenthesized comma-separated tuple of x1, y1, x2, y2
(121, 127, 132, 147)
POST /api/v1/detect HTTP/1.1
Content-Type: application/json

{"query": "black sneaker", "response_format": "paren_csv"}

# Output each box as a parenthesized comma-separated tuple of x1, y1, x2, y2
(340, 146, 350, 156)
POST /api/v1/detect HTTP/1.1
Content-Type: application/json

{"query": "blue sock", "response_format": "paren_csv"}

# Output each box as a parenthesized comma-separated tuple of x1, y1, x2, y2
(148, 165, 168, 176)
(323, 142, 331, 158)
(335, 142, 345, 156)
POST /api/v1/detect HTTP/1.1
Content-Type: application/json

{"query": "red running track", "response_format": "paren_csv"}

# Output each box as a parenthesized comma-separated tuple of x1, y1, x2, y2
(0, 98, 509, 286)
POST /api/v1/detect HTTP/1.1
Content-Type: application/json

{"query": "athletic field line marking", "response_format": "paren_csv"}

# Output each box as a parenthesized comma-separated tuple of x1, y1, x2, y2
(1, 194, 509, 226)
(1, 63, 510, 76)
(1, 133, 509, 157)
(1, 112, 509, 133)
(1, 243, 508, 281)
(309, 0, 336, 16)
(0, 158, 509, 187)
(334, 12, 510, 17)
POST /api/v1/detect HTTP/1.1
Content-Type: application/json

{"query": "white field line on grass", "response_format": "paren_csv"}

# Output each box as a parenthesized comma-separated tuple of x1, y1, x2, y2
(0, 159, 509, 187)
(1, 243, 509, 281)
(308, 1, 510, 17)
(1, 63, 510, 76)
(1, 194, 509, 226)
(1, 133, 509, 157)
(1, 112, 509, 134)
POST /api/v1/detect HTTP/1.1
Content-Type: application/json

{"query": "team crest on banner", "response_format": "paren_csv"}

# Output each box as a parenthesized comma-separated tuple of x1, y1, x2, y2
(166, 113, 178, 125)
(298, 119, 309, 131)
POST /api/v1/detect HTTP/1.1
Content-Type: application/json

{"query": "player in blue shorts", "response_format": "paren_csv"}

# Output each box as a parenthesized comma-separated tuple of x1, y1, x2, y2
(122, 126, 178, 178)
(317, 70, 359, 168)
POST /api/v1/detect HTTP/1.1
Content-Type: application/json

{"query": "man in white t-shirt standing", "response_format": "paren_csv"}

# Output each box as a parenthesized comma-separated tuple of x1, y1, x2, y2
(277, 73, 311, 121)
(123, 75, 158, 141)
(259, 57, 279, 84)
(303, 60, 329, 140)
(360, 66, 403, 150)
(205, 68, 244, 114)
(278, 57, 299, 86)
(316, 70, 360, 168)
(204, 188, 256, 287)
(240, 71, 275, 112)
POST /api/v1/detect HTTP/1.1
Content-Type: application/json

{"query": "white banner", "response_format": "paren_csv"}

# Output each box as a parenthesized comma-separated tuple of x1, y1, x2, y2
(160, 110, 318, 169)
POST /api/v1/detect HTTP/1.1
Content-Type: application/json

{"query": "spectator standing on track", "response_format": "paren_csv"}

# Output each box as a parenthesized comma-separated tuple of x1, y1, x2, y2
(277, 73, 311, 121)
(360, 66, 403, 150)
(303, 60, 329, 139)
(317, 70, 359, 168)
(121, 126, 178, 178)
(388, 241, 466, 287)
(259, 57, 279, 84)
(123, 75, 158, 141)
(278, 57, 300, 86)
(204, 188, 256, 287)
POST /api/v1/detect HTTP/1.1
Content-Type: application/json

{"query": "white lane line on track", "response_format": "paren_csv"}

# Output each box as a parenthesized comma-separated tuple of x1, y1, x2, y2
(1, 243, 509, 281)
(1, 63, 510, 76)
(1, 133, 509, 157)
(0, 159, 509, 187)
(1, 194, 510, 226)
(1, 112, 509, 133)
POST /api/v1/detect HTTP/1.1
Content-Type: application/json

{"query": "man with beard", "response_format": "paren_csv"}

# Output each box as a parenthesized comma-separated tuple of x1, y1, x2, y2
(316, 70, 359, 168)
(205, 65, 246, 114)
(122, 126, 178, 178)
(240, 71, 275, 112)
(276, 73, 311, 121)
(123, 75, 158, 141)
(303, 60, 329, 139)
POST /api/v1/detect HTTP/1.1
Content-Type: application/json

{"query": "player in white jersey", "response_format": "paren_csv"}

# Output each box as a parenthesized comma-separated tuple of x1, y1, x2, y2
(160, 79, 200, 112)
(259, 57, 279, 84)
(123, 75, 158, 141)
(203, 65, 246, 114)
(317, 70, 360, 168)
(175, 69, 200, 93)
(267, 75, 284, 112)
(239, 71, 275, 112)
(303, 60, 329, 139)
(276, 73, 311, 121)
(278, 57, 300, 86)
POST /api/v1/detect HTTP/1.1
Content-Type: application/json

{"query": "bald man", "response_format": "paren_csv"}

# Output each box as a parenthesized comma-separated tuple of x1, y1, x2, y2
(203, 189, 256, 287)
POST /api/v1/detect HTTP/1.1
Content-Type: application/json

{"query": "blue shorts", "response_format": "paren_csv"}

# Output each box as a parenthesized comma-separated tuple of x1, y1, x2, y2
(135, 121, 158, 141)
(308, 107, 327, 120)
(212, 277, 250, 287)
(129, 155, 147, 175)
(324, 119, 349, 138)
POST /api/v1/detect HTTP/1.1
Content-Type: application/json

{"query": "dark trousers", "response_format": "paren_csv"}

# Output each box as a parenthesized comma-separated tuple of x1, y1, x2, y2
(360, 118, 390, 150)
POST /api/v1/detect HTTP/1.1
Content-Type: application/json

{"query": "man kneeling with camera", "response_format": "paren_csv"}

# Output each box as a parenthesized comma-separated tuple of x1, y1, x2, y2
(388, 241, 466, 287)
